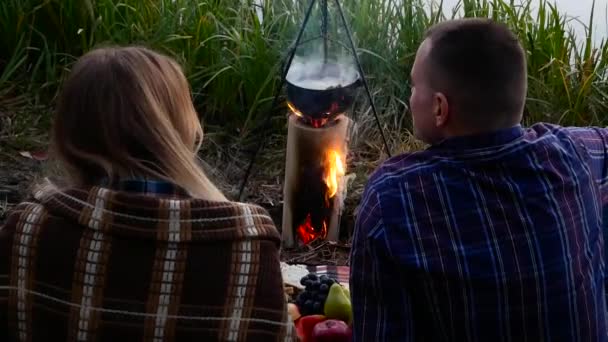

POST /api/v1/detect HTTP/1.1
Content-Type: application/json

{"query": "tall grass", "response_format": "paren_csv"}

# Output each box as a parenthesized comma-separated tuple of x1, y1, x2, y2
(0, 0, 607, 145)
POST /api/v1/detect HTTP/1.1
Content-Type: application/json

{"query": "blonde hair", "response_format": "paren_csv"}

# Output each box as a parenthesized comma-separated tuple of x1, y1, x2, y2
(51, 46, 227, 201)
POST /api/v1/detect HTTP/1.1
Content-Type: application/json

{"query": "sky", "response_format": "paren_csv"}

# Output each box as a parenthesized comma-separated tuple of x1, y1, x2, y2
(435, 0, 608, 44)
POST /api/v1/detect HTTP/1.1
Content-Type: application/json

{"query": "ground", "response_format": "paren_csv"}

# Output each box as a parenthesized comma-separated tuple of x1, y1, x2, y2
(0, 149, 44, 220)
(0, 130, 394, 266)
(0, 102, 423, 266)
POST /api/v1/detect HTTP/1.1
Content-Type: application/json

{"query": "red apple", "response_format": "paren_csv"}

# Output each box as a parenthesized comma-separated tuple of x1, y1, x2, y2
(311, 319, 352, 342)
(295, 315, 327, 342)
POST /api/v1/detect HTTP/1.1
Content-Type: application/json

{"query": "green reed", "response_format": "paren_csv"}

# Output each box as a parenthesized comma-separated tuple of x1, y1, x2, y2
(0, 0, 606, 145)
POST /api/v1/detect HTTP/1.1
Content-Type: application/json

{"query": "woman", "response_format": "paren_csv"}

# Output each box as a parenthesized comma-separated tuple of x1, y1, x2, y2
(0, 46, 295, 341)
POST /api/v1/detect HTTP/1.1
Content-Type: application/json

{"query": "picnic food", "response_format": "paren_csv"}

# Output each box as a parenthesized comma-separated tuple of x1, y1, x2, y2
(295, 314, 327, 342)
(288, 303, 302, 321)
(323, 283, 352, 324)
(295, 273, 336, 315)
(291, 272, 353, 341)
(311, 319, 352, 342)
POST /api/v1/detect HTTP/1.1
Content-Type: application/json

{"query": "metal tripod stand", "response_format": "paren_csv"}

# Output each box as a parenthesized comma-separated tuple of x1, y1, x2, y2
(237, 0, 392, 201)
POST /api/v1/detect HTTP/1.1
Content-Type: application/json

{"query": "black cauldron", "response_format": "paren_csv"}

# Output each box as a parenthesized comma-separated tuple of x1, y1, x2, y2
(286, 62, 360, 122)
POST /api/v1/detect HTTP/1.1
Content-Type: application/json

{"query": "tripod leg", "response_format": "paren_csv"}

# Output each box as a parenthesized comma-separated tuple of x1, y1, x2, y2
(238, 0, 318, 201)
(321, 0, 329, 65)
(333, 0, 392, 158)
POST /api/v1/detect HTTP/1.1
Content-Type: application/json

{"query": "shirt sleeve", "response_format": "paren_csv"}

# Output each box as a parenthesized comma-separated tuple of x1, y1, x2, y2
(349, 186, 416, 342)
(563, 127, 608, 204)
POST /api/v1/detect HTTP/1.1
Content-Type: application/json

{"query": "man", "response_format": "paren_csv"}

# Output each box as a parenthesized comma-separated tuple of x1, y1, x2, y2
(350, 18, 608, 341)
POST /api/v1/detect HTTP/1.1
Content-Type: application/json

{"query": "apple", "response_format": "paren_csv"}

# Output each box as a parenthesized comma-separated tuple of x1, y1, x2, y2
(311, 319, 352, 342)
(295, 315, 327, 342)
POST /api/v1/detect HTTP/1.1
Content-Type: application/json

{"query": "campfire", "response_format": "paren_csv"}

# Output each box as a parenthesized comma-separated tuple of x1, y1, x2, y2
(233, 0, 391, 248)
(281, 61, 355, 248)
(293, 147, 345, 245)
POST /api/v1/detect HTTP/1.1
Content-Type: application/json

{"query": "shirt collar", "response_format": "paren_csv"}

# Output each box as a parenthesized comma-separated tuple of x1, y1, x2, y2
(100, 178, 190, 198)
(431, 125, 524, 151)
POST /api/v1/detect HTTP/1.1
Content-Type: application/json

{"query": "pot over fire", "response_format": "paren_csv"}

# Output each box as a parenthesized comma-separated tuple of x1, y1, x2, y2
(286, 62, 360, 126)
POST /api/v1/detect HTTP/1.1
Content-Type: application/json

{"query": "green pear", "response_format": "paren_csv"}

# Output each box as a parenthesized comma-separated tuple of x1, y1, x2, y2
(343, 287, 350, 300)
(323, 283, 352, 324)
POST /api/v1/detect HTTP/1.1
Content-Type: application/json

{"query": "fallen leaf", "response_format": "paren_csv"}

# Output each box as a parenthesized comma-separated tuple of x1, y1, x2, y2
(19, 150, 48, 161)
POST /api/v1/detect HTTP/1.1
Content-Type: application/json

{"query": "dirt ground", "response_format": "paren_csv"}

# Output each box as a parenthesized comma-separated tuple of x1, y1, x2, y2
(0, 135, 373, 266)
(0, 150, 44, 222)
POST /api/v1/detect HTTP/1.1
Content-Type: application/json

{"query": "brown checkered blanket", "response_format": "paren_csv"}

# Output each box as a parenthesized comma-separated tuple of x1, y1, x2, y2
(0, 186, 296, 341)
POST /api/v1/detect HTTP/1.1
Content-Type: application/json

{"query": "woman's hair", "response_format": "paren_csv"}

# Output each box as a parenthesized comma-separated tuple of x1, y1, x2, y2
(51, 46, 227, 201)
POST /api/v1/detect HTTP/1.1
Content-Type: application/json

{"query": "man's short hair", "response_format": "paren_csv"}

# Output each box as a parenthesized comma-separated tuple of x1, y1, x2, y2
(424, 18, 527, 128)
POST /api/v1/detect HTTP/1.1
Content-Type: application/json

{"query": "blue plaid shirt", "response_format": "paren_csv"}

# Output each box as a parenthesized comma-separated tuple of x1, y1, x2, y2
(350, 123, 608, 341)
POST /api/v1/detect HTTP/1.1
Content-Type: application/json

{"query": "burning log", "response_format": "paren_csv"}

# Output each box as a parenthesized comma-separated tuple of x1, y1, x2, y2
(282, 113, 352, 248)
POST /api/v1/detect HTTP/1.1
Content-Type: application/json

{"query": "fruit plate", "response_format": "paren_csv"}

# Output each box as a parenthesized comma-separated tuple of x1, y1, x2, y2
(289, 272, 353, 341)
(281, 262, 310, 290)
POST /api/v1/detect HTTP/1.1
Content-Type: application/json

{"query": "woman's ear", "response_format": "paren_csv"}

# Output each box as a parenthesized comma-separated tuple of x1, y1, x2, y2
(434, 92, 449, 127)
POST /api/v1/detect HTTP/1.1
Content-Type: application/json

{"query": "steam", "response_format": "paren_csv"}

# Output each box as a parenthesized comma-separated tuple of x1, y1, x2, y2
(286, 49, 359, 90)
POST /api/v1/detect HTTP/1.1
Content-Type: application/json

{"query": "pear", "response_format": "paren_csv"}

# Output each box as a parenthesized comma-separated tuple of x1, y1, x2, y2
(323, 283, 352, 324)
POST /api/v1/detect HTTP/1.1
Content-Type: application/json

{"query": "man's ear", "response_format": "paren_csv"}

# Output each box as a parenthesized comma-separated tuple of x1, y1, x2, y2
(434, 92, 449, 127)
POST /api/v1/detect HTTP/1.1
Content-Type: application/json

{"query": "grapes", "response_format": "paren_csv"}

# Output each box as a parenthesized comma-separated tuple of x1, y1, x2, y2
(297, 273, 340, 316)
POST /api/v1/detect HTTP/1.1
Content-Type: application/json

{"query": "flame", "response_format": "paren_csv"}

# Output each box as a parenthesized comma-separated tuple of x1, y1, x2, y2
(297, 214, 328, 244)
(294, 149, 345, 245)
(287, 101, 331, 128)
(323, 149, 345, 202)
(287, 101, 303, 118)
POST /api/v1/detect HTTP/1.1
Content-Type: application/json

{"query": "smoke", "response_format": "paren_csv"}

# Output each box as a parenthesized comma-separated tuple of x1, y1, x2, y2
(286, 45, 359, 90)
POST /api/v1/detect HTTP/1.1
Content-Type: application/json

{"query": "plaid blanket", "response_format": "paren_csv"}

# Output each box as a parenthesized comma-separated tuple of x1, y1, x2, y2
(1, 186, 296, 341)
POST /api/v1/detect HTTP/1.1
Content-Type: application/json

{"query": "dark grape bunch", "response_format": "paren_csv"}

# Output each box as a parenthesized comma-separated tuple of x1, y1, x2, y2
(295, 273, 339, 316)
